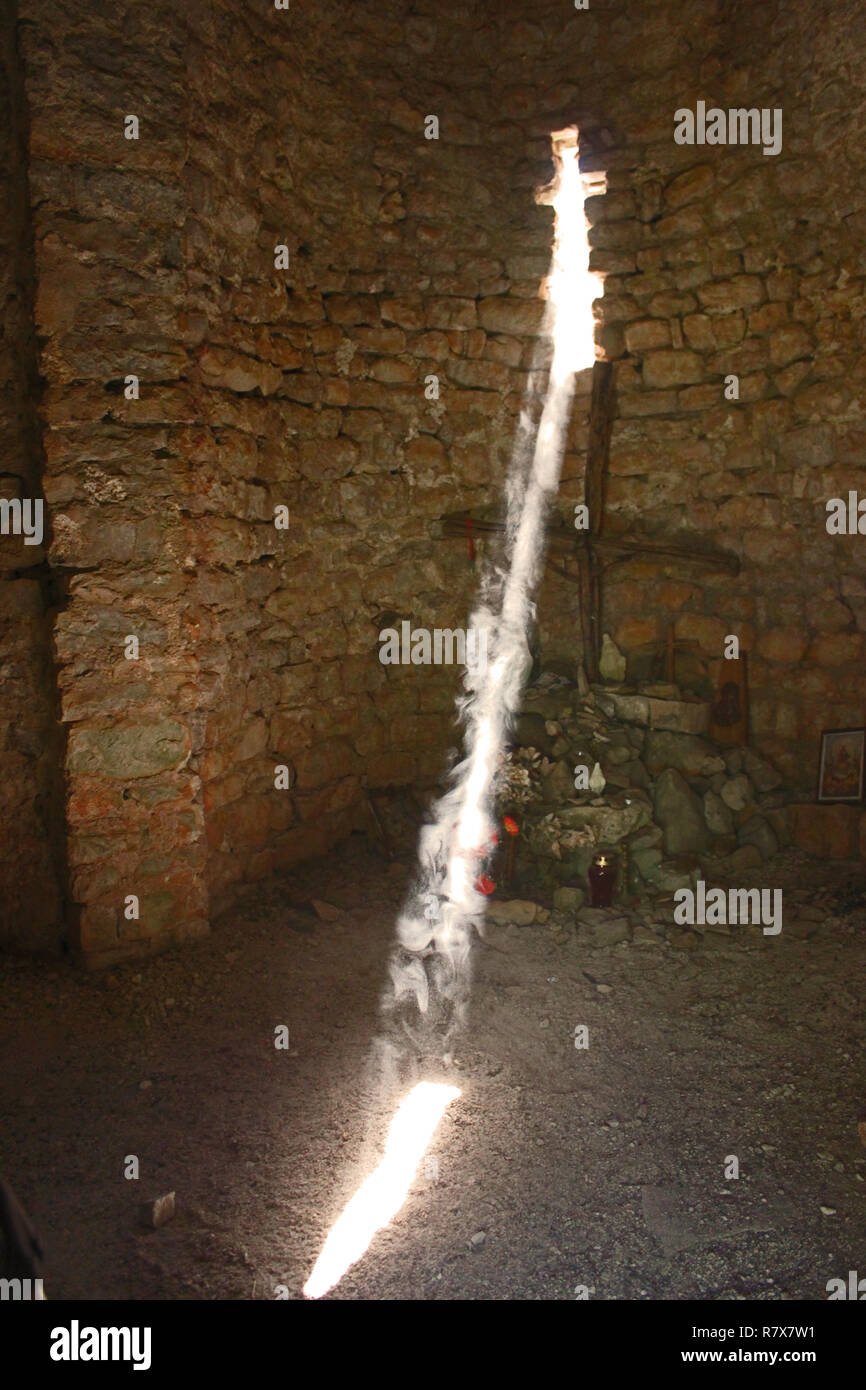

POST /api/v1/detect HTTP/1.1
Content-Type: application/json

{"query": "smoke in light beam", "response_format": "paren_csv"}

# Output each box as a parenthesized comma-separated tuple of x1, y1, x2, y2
(303, 130, 600, 1300)
(303, 1082, 461, 1299)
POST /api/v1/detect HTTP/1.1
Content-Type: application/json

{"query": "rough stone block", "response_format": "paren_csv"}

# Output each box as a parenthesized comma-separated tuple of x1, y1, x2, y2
(737, 815, 779, 859)
(769, 324, 814, 366)
(477, 297, 543, 336)
(648, 698, 710, 735)
(67, 721, 190, 779)
(758, 629, 808, 664)
(654, 768, 708, 856)
(426, 298, 478, 330)
(487, 899, 539, 926)
(641, 349, 704, 388)
(553, 885, 586, 913)
(664, 164, 714, 209)
(704, 790, 734, 836)
(644, 730, 717, 777)
(199, 348, 282, 396)
(697, 276, 765, 313)
(624, 319, 671, 352)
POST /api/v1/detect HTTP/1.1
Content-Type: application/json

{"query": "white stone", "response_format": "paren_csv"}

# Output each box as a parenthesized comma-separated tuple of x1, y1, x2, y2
(599, 632, 627, 682)
(486, 899, 538, 926)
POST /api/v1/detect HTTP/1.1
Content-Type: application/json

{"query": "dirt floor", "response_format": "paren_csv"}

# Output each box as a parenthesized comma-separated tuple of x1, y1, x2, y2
(1, 815, 864, 1302)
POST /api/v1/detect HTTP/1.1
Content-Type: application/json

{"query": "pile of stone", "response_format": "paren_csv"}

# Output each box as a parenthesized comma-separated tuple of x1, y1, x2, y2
(486, 877, 847, 952)
(496, 662, 789, 906)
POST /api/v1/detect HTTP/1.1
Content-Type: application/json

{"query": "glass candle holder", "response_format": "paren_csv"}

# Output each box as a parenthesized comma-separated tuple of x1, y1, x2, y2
(588, 852, 617, 907)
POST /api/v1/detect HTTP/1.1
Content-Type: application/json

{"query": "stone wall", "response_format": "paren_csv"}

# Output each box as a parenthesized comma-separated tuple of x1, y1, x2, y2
(0, 0, 64, 949)
(19, 0, 209, 962)
(16, 0, 547, 962)
(4, 0, 864, 960)
(483, 0, 866, 791)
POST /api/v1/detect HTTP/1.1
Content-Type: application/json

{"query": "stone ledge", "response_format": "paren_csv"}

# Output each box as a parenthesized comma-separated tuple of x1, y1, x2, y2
(598, 688, 710, 735)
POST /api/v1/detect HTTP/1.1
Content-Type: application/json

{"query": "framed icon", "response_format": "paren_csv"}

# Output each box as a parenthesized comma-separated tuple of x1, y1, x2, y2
(817, 727, 866, 803)
(709, 653, 749, 746)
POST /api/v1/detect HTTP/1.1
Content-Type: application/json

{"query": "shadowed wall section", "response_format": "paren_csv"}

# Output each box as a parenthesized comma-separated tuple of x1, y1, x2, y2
(0, 0, 64, 949)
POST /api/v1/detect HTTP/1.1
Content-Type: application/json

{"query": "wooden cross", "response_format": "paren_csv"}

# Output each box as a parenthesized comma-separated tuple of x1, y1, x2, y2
(441, 360, 740, 682)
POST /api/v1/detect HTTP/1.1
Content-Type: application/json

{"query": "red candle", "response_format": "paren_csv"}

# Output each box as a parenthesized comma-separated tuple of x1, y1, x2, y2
(588, 853, 616, 907)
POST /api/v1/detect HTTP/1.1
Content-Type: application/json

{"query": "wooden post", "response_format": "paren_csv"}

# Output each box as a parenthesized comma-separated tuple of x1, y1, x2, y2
(583, 359, 616, 680)
(665, 624, 676, 682)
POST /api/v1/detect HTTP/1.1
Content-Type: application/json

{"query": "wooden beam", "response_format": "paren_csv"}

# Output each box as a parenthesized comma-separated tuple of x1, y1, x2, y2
(440, 513, 576, 554)
(575, 533, 741, 574)
(439, 513, 741, 574)
(586, 359, 616, 540)
(583, 361, 616, 681)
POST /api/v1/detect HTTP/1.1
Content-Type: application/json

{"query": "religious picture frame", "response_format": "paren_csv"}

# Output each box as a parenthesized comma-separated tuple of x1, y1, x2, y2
(708, 652, 749, 746)
(816, 727, 866, 804)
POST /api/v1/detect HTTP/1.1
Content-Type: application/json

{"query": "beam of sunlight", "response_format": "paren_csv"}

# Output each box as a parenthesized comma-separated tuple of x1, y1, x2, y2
(304, 129, 602, 1301)
(405, 135, 598, 961)
(387, 133, 603, 1044)
(303, 1082, 461, 1300)
(548, 135, 599, 382)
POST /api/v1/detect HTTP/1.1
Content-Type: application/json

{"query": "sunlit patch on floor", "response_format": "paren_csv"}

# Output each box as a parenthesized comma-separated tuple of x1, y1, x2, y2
(303, 1081, 461, 1299)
